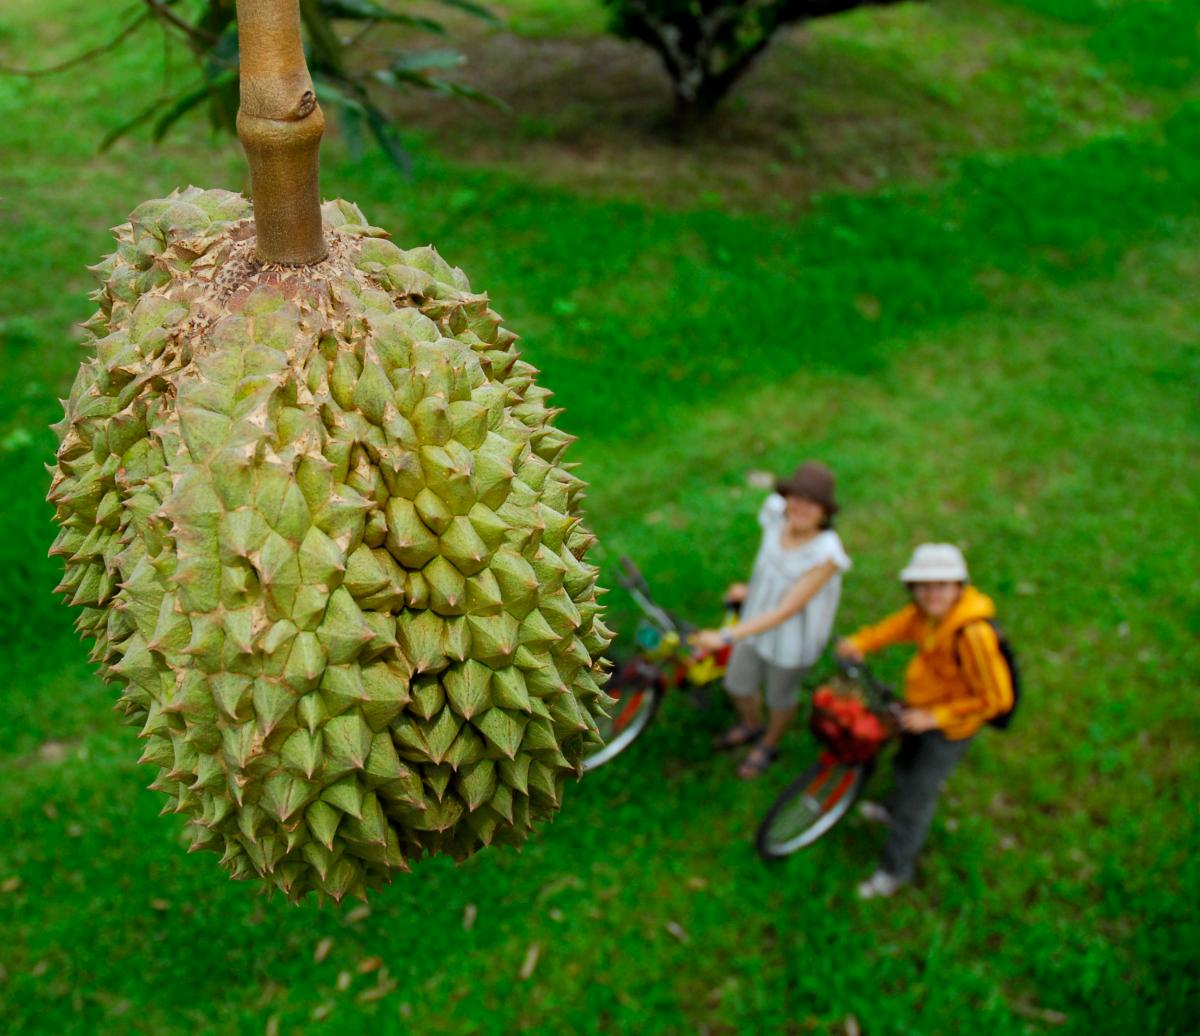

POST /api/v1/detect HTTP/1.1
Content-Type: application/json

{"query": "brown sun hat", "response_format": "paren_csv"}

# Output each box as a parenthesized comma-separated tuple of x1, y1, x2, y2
(775, 461, 838, 516)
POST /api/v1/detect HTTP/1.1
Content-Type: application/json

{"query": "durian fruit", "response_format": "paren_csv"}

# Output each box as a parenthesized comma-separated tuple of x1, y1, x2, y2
(46, 0, 611, 903)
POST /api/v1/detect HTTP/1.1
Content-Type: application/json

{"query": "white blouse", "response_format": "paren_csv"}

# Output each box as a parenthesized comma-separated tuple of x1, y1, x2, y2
(741, 494, 851, 669)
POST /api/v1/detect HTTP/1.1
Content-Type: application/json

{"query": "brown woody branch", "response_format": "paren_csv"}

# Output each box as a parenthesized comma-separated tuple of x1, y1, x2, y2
(235, 0, 327, 265)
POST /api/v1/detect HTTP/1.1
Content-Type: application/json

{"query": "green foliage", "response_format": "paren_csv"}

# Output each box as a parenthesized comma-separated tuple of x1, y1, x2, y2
(1088, 3, 1200, 89)
(601, 0, 907, 114)
(1, 0, 501, 168)
(1, 0, 1198, 1032)
(496, 0, 608, 36)
(999, 0, 1200, 89)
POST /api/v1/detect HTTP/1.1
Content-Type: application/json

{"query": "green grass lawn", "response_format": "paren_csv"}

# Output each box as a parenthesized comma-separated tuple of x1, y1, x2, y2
(1, 0, 1198, 1033)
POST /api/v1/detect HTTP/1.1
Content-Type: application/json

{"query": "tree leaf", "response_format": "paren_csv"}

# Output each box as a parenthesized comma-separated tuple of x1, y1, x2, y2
(68, 0, 499, 161)
(203, 23, 240, 79)
(319, 0, 447, 33)
(152, 72, 236, 142)
(99, 97, 165, 151)
(207, 73, 240, 135)
(427, 78, 509, 111)
(334, 100, 366, 159)
(432, 0, 503, 27)
(363, 101, 413, 175)
(388, 49, 466, 73)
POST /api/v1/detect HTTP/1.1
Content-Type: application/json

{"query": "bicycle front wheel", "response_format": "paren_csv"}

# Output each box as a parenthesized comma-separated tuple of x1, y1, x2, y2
(756, 758, 868, 859)
(582, 681, 660, 773)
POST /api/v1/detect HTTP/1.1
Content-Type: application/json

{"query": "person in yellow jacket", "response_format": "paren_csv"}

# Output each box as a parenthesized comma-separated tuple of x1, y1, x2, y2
(837, 543, 1013, 899)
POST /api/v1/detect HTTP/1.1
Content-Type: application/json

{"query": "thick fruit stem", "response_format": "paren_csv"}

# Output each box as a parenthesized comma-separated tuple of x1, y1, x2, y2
(236, 0, 327, 265)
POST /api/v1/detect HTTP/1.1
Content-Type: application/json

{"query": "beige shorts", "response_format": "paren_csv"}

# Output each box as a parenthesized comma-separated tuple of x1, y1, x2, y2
(725, 642, 810, 712)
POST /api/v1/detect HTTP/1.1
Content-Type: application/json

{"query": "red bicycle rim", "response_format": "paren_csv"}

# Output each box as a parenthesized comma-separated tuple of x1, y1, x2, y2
(612, 689, 645, 732)
(821, 768, 858, 812)
(804, 765, 835, 797)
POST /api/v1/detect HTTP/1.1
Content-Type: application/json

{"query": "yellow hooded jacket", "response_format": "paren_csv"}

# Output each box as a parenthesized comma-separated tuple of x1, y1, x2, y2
(847, 586, 1013, 740)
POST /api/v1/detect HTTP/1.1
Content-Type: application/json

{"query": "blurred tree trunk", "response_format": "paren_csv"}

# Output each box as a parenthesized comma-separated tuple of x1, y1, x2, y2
(608, 0, 911, 123)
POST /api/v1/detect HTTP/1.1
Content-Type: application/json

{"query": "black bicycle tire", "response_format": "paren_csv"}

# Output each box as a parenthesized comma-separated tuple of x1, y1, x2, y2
(755, 758, 870, 859)
(582, 680, 662, 773)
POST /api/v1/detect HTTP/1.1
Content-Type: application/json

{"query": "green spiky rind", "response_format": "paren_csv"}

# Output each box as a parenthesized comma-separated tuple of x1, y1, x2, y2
(49, 188, 612, 904)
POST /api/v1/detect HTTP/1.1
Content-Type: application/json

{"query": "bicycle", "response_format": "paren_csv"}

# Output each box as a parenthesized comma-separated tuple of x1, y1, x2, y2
(583, 557, 736, 773)
(755, 660, 898, 859)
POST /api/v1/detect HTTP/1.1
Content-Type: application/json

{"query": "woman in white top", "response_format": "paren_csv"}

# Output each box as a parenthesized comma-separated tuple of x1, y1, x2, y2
(693, 461, 851, 778)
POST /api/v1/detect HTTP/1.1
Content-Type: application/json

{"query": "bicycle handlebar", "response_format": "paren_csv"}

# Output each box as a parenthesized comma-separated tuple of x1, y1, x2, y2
(617, 556, 651, 595)
(616, 556, 681, 636)
(836, 657, 897, 706)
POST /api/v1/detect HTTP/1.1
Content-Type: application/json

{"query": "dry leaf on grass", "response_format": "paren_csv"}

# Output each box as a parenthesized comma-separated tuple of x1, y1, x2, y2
(1012, 999, 1068, 1025)
(665, 921, 689, 944)
(519, 943, 540, 980)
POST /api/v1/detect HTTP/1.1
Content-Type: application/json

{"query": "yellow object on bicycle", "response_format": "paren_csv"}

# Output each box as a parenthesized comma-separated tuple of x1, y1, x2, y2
(686, 654, 723, 685)
(647, 630, 680, 662)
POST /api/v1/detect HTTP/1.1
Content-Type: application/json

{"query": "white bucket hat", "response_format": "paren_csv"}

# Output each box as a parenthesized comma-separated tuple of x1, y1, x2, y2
(899, 543, 969, 583)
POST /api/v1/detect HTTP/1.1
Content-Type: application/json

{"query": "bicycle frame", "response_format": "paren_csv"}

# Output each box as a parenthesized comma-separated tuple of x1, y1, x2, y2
(617, 556, 695, 637)
(581, 557, 735, 771)
(838, 660, 898, 712)
(614, 556, 731, 692)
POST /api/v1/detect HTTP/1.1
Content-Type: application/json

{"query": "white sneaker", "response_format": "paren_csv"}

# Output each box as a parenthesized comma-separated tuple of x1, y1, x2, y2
(857, 800, 891, 825)
(856, 869, 906, 900)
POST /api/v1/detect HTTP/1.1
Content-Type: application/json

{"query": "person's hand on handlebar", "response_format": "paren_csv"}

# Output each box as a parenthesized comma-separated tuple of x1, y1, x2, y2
(691, 629, 729, 654)
(835, 638, 864, 663)
(723, 582, 748, 606)
(897, 708, 939, 733)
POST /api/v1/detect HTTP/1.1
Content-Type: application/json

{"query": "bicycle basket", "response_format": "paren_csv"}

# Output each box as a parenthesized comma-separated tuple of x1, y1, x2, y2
(810, 681, 892, 764)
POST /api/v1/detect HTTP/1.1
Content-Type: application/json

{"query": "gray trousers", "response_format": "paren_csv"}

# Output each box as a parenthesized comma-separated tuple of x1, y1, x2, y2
(724, 642, 809, 711)
(881, 730, 973, 880)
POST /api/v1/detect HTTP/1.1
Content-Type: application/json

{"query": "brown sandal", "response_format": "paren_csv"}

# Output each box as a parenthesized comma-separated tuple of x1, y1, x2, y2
(737, 743, 779, 780)
(713, 723, 765, 751)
